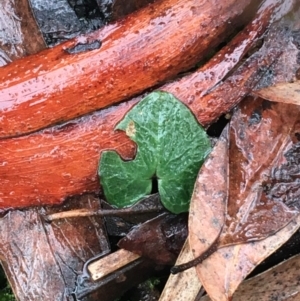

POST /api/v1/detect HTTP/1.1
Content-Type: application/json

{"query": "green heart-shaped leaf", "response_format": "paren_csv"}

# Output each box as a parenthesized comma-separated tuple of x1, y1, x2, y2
(99, 91, 211, 213)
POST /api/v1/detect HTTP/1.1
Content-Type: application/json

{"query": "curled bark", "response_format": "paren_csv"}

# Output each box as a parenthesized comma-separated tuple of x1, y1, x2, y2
(0, 0, 288, 209)
(0, 0, 258, 138)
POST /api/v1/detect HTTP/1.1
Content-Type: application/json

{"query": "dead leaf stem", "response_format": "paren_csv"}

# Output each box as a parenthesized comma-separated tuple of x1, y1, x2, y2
(170, 228, 222, 274)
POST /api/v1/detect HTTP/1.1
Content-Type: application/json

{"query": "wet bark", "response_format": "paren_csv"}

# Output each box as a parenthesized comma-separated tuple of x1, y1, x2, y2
(0, 0, 291, 210)
(0, 3, 110, 301)
(0, 0, 260, 138)
(0, 0, 45, 65)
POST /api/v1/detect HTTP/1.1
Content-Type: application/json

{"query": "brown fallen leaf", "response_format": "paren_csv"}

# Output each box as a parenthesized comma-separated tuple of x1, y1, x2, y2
(189, 124, 229, 259)
(220, 97, 300, 245)
(118, 213, 188, 265)
(200, 253, 300, 301)
(188, 96, 300, 301)
(196, 216, 300, 301)
(254, 80, 300, 106)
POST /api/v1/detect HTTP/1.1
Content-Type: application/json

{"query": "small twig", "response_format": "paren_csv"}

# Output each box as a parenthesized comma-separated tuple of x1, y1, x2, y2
(170, 228, 222, 274)
(44, 207, 163, 222)
(159, 239, 201, 301)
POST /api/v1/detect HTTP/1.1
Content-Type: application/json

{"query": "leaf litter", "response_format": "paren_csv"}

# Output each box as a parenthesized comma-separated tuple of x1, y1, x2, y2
(118, 212, 188, 265)
(178, 10, 300, 301)
(254, 80, 300, 106)
(188, 96, 300, 301)
(200, 254, 300, 301)
(1, 0, 296, 298)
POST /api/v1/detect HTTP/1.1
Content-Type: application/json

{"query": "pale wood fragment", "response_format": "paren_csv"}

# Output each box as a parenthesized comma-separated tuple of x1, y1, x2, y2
(88, 249, 140, 281)
(159, 239, 201, 301)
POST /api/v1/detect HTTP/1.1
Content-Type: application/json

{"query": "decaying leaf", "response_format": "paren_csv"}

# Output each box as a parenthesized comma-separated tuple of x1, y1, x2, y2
(220, 97, 300, 245)
(189, 124, 229, 258)
(99, 91, 211, 214)
(189, 97, 300, 301)
(194, 216, 300, 301)
(118, 212, 188, 265)
(0, 195, 110, 301)
(200, 253, 300, 301)
(254, 80, 300, 106)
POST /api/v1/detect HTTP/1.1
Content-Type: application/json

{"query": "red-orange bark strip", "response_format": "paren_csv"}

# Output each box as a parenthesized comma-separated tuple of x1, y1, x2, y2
(0, 0, 286, 209)
(0, 0, 257, 138)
